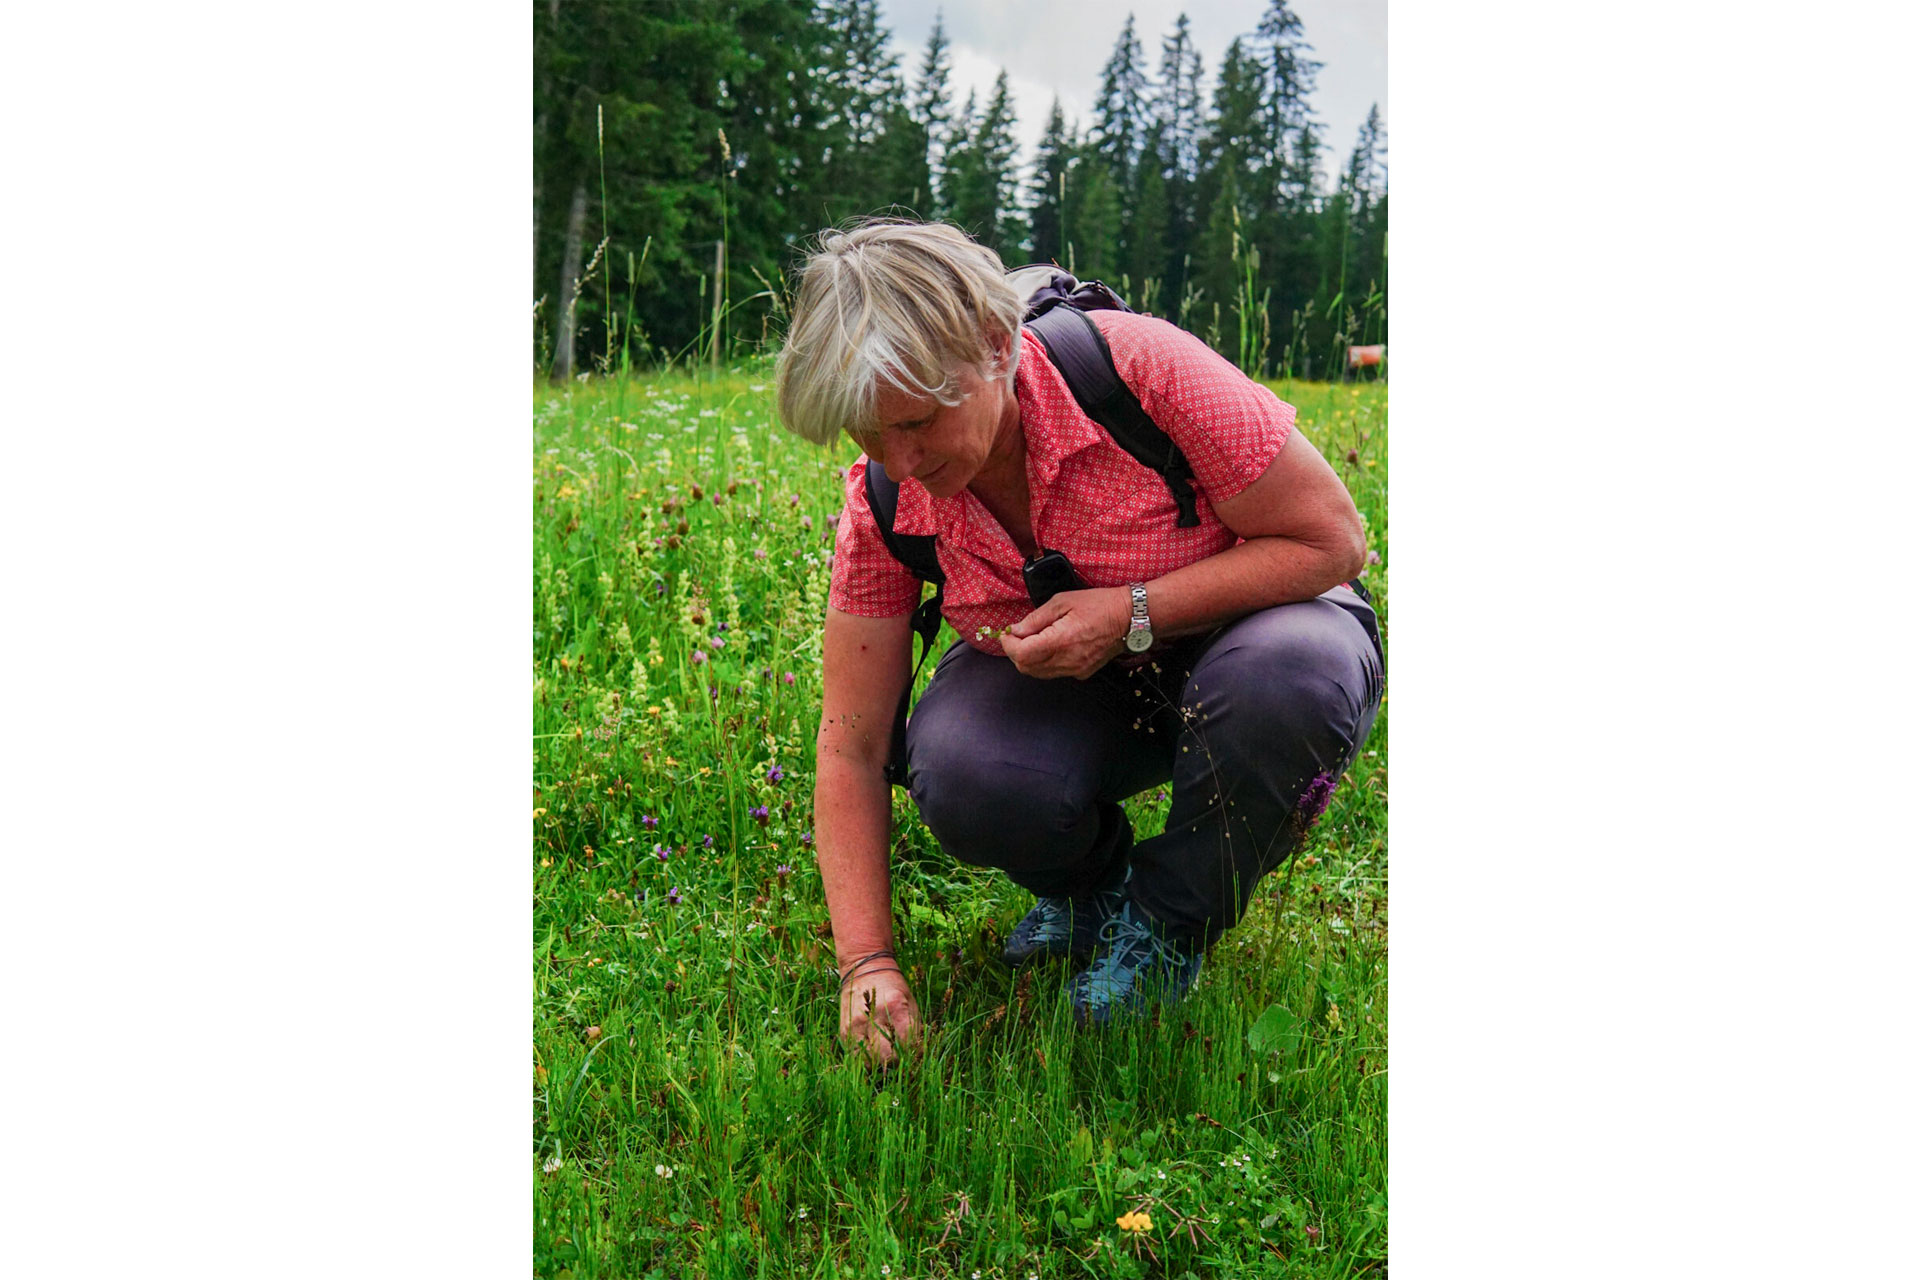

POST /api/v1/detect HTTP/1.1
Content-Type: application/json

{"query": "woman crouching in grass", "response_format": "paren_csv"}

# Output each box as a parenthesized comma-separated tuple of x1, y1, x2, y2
(774, 218, 1382, 1064)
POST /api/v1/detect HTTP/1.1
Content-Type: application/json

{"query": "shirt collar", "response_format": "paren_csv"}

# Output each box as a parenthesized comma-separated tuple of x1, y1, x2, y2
(1014, 327, 1106, 483)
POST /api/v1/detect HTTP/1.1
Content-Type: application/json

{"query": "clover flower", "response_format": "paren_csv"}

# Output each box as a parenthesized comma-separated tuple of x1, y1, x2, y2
(783, 672, 796, 686)
(691, 650, 708, 666)
(709, 636, 725, 651)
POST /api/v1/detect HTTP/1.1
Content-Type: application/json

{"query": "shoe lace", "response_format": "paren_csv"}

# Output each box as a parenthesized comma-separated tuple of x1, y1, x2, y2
(1092, 906, 1192, 980)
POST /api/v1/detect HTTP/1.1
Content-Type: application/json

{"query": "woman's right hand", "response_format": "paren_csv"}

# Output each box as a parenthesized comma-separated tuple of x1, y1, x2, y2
(839, 966, 922, 1066)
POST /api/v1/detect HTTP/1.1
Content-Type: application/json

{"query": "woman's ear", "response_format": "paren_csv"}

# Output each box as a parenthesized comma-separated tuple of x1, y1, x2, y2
(986, 329, 1014, 376)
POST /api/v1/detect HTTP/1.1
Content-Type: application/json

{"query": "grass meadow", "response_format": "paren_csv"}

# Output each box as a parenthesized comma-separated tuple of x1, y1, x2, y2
(533, 365, 1389, 1279)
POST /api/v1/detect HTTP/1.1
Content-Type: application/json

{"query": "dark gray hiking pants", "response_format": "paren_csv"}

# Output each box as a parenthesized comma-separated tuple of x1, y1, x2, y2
(904, 586, 1384, 946)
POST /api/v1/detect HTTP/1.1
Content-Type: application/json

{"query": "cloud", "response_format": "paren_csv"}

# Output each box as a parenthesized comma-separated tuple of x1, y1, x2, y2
(885, 0, 1386, 187)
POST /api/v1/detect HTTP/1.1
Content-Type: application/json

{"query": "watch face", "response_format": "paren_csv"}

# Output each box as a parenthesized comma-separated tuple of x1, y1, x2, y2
(1126, 629, 1153, 653)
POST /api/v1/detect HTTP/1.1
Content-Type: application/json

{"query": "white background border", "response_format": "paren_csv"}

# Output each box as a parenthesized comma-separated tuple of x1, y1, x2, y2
(7, 2, 1915, 1275)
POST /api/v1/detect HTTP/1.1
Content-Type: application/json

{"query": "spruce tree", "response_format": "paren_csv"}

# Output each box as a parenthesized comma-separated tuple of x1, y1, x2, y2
(909, 12, 956, 217)
(1130, 120, 1171, 302)
(1027, 98, 1073, 266)
(1091, 13, 1152, 187)
(813, 0, 909, 225)
(940, 86, 978, 230)
(1192, 36, 1264, 351)
(945, 71, 1020, 258)
(1252, 0, 1324, 208)
(1066, 137, 1123, 280)
(1156, 13, 1206, 304)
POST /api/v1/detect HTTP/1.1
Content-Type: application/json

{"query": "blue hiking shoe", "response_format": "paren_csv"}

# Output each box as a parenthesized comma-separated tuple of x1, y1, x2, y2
(1069, 898, 1205, 1026)
(1001, 872, 1129, 968)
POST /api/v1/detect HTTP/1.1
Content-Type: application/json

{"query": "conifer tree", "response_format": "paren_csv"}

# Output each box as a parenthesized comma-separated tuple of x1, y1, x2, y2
(1091, 13, 1152, 187)
(909, 12, 956, 217)
(939, 86, 977, 226)
(945, 71, 1021, 258)
(1026, 98, 1073, 266)
(1252, 0, 1324, 210)
(813, 0, 909, 225)
(1192, 36, 1264, 350)
(1158, 13, 1205, 183)
(1065, 137, 1123, 279)
(1130, 120, 1171, 300)
(1156, 12, 1206, 304)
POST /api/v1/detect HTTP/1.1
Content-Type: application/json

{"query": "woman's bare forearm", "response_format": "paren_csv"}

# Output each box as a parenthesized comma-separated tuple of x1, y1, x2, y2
(1147, 532, 1364, 640)
(812, 751, 897, 974)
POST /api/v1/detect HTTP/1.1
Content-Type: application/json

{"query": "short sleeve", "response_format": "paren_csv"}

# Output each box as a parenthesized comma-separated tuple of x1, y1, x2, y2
(1088, 310, 1295, 503)
(826, 457, 923, 618)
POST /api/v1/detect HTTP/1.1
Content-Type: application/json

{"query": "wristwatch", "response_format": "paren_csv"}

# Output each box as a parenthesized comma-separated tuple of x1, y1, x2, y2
(1125, 583, 1154, 653)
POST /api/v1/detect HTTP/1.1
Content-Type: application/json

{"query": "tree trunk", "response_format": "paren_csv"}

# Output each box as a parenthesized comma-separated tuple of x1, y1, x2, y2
(555, 181, 587, 380)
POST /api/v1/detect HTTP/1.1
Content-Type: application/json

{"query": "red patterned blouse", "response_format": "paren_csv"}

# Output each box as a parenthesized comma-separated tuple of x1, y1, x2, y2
(827, 309, 1296, 658)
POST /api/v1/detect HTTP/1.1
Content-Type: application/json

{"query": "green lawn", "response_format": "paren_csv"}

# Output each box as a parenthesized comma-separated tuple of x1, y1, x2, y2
(533, 365, 1389, 1279)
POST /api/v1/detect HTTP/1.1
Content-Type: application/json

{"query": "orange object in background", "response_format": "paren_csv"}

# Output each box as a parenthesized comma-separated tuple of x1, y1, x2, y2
(1347, 344, 1386, 368)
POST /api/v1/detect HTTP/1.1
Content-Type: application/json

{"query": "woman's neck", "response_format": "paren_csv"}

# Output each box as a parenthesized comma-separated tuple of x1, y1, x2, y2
(970, 378, 1026, 494)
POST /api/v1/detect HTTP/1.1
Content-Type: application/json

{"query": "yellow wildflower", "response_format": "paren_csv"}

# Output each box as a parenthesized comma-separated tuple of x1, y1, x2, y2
(1116, 1210, 1153, 1234)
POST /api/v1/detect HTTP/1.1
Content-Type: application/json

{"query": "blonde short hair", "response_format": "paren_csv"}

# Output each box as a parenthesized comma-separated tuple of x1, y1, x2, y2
(775, 218, 1024, 446)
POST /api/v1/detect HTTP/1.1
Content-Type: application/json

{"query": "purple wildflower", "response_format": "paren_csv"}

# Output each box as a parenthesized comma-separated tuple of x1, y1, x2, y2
(766, 764, 785, 784)
(788, 493, 801, 507)
(641, 814, 658, 831)
(654, 844, 669, 862)
(749, 805, 770, 826)
(702, 834, 714, 849)
(717, 621, 728, 632)
(654, 579, 667, 594)
(667, 887, 682, 906)
(775, 864, 792, 882)
(800, 515, 812, 530)
(1295, 770, 1338, 827)
(799, 831, 813, 848)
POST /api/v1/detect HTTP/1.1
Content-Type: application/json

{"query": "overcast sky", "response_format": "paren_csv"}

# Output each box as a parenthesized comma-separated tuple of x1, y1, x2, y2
(882, 0, 1386, 192)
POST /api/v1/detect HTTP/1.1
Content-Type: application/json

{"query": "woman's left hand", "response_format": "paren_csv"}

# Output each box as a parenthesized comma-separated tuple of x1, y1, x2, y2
(1000, 586, 1131, 680)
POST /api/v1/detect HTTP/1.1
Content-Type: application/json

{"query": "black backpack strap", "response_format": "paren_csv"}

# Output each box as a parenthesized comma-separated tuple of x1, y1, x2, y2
(1023, 306, 1202, 528)
(862, 462, 945, 788)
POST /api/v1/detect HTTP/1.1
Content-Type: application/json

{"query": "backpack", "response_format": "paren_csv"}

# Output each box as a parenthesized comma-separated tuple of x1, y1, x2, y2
(864, 267, 1202, 786)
